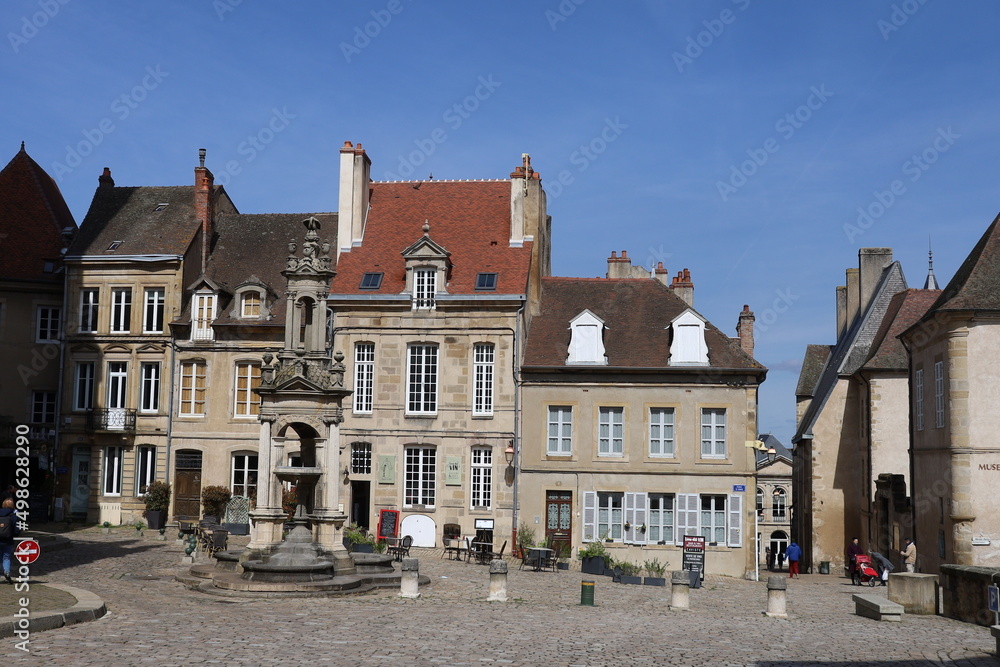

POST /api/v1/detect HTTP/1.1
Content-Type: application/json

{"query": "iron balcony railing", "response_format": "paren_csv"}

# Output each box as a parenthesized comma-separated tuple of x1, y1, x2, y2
(86, 408, 137, 432)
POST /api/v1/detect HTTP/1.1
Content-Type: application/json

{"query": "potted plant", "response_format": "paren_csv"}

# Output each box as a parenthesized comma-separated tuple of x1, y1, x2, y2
(619, 561, 643, 585)
(343, 523, 375, 553)
(143, 480, 171, 531)
(201, 485, 232, 521)
(556, 543, 572, 570)
(517, 521, 535, 559)
(643, 558, 667, 586)
(579, 540, 609, 575)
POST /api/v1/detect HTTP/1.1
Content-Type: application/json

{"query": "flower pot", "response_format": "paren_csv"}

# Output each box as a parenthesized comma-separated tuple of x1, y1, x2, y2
(620, 575, 643, 585)
(351, 543, 374, 553)
(223, 522, 249, 536)
(557, 561, 570, 571)
(643, 576, 666, 587)
(145, 510, 165, 531)
(581, 555, 605, 575)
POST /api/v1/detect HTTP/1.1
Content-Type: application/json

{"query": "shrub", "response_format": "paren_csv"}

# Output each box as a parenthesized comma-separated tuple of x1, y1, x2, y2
(517, 521, 536, 553)
(281, 486, 297, 520)
(201, 485, 232, 518)
(619, 561, 642, 577)
(578, 540, 609, 560)
(643, 558, 667, 578)
(143, 481, 171, 512)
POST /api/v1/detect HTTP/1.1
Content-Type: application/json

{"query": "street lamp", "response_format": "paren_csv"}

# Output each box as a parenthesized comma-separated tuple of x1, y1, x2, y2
(504, 442, 515, 486)
(766, 447, 777, 464)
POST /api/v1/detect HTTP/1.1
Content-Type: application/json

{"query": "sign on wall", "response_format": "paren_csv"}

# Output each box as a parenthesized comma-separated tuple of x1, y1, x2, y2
(378, 455, 396, 484)
(445, 456, 462, 485)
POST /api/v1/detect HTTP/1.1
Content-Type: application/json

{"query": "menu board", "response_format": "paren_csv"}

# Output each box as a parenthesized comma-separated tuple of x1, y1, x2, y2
(377, 509, 400, 539)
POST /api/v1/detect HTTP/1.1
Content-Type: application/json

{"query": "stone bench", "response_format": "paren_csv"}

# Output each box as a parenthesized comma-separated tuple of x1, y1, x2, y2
(853, 593, 904, 622)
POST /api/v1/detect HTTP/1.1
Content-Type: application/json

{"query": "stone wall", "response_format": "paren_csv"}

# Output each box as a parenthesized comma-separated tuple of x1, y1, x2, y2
(940, 564, 1000, 626)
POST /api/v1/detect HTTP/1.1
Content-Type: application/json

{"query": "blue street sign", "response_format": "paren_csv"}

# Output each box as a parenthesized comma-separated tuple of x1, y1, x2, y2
(989, 585, 999, 613)
(733, 484, 746, 492)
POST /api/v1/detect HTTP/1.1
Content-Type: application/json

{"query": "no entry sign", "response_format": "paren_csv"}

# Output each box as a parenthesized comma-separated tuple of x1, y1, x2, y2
(14, 539, 41, 564)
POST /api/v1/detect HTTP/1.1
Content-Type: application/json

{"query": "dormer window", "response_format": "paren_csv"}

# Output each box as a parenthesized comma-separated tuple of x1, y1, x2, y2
(567, 310, 607, 365)
(476, 273, 497, 290)
(192, 291, 216, 341)
(669, 309, 708, 366)
(241, 292, 261, 318)
(360, 272, 383, 290)
(414, 268, 437, 309)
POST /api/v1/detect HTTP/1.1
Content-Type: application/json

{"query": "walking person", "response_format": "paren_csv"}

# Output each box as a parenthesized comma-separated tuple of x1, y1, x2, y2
(900, 538, 917, 573)
(847, 537, 864, 584)
(786, 541, 802, 578)
(0, 497, 19, 584)
(777, 549, 785, 571)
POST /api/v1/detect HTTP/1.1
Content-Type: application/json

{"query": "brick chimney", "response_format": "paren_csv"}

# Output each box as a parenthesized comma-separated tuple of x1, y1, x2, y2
(98, 166, 114, 189)
(654, 261, 668, 285)
(737, 304, 755, 358)
(510, 153, 550, 316)
(835, 284, 848, 339)
(195, 148, 215, 273)
(858, 247, 893, 316)
(337, 140, 372, 258)
(606, 250, 632, 279)
(670, 268, 694, 307)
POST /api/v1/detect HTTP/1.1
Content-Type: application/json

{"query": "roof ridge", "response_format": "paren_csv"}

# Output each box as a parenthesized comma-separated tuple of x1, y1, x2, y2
(372, 179, 508, 184)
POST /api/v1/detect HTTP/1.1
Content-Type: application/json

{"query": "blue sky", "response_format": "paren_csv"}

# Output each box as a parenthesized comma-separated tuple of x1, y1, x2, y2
(6, 0, 1000, 444)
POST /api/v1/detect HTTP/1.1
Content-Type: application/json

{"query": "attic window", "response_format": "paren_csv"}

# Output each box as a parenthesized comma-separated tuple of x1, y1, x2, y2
(107, 241, 123, 251)
(475, 273, 498, 290)
(567, 310, 607, 365)
(359, 272, 383, 290)
(42, 261, 54, 273)
(669, 310, 709, 366)
(153, 203, 168, 212)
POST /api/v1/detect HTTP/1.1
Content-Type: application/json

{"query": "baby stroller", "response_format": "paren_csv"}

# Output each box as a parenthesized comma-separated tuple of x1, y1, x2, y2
(853, 554, 880, 586)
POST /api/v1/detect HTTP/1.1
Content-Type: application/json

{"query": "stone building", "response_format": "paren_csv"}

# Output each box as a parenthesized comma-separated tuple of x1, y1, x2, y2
(755, 433, 792, 566)
(0, 143, 75, 512)
(517, 254, 766, 578)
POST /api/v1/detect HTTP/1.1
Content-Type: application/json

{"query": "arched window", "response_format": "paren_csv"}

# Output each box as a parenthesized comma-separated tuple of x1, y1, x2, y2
(772, 487, 787, 520)
(756, 487, 764, 518)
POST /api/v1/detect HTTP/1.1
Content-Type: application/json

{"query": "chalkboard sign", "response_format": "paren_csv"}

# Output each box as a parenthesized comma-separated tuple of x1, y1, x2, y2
(377, 509, 400, 540)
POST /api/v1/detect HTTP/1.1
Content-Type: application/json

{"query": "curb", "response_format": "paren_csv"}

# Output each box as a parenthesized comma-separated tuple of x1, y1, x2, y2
(0, 583, 107, 638)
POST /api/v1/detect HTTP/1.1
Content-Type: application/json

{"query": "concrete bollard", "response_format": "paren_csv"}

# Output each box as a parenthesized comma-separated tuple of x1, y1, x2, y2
(487, 558, 509, 602)
(399, 558, 420, 599)
(764, 575, 788, 618)
(669, 570, 690, 611)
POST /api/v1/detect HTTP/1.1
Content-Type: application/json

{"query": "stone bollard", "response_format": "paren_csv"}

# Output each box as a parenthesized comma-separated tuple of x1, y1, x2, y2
(399, 558, 420, 599)
(487, 558, 509, 602)
(764, 575, 788, 618)
(669, 570, 690, 611)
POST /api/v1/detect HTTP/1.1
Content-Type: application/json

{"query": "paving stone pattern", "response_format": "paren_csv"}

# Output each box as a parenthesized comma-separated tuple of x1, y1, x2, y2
(1, 531, 996, 665)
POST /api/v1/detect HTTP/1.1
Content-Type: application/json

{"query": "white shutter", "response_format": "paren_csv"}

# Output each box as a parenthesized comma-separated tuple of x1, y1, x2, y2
(583, 491, 596, 541)
(727, 493, 743, 547)
(624, 492, 635, 543)
(676, 493, 699, 545)
(632, 492, 648, 545)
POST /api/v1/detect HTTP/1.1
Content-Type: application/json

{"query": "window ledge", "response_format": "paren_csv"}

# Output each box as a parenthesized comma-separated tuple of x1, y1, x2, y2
(404, 414, 438, 420)
(471, 414, 494, 420)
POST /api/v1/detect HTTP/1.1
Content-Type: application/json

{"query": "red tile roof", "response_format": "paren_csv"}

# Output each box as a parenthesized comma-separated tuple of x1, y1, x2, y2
(330, 180, 531, 295)
(0, 144, 76, 281)
(523, 277, 764, 370)
(863, 289, 941, 371)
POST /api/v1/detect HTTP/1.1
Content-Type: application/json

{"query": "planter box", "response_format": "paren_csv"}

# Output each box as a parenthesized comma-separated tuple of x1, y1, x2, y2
(581, 556, 606, 575)
(351, 543, 374, 553)
(643, 576, 667, 587)
(620, 575, 643, 585)
(557, 562, 570, 571)
(145, 510, 165, 531)
(223, 522, 249, 536)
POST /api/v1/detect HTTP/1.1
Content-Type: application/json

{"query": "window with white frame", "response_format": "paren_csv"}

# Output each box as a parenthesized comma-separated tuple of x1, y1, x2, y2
(231, 453, 258, 499)
(915, 368, 924, 431)
(701, 494, 727, 544)
(79, 289, 99, 333)
(772, 487, 787, 520)
(597, 492, 624, 541)
(179, 361, 207, 416)
(648, 493, 674, 544)
(700, 408, 727, 458)
(669, 310, 709, 365)
(234, 362, 261, 417)
(934, 361, 945, 428)
(135, 445, 156, 495)
(470, 447, 492, 509)
(473, 343, 494, 416)
(353, 343, 375, 414)
(598, 406, 624, 456)
(31, 391, 56, 423)
(192, 292, 216, 341)
(139, 362, 160, 413)
(73, 362, 95, 411)
(406, 344, 438, 414)
(413, 269, 436, 309)
(756, 487, 764, 518)
(36, 306, 60, 342)
(241, 292, 261, 318)
(546, 406, 572, 455)
(567, 310, 607, 364)
(649, 407, 675, 457)
(404, 446, 436, 507)
(103, 446, 124, 496)
(351, 442, 372, 474)
(675, 492, 742, 547)
(106, 362, 128, 411)
(110, 288, 132, 333)
(143, 288, 165, 333)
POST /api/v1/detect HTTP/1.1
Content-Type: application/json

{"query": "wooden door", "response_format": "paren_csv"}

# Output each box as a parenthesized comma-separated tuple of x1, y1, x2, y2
(173, 450, 203, 519)
(545, 490, 572, 556)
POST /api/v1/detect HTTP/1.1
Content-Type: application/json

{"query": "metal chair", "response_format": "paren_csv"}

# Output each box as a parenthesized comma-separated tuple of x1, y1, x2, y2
(389, 535, 413, 561)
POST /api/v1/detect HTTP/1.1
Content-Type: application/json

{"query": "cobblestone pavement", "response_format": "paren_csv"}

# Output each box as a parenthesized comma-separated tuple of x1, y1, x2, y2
(1, 530, 996, 666)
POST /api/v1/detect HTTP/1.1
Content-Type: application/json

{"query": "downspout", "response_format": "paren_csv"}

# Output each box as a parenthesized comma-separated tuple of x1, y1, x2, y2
(52, 266, 69, 520)
(511, 299, 525, 555)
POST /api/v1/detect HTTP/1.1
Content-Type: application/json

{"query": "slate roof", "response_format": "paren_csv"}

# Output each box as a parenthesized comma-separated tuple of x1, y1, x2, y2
(70, 180, 236, 256)
(863, 289, 940, 371)
(756, 433, 793, 467)
(522, 277, 764, 371)
(795, 344, 831, 397)
(205, 212, 337, 325)
(919, 211, 1000, 314)
(0, 144, 76, 281)
(329, 180, 531, 296)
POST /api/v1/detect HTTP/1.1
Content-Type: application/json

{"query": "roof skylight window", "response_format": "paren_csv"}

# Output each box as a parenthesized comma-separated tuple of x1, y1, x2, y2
(475, 272, 498, 290)
(154, 203, 168, 212)
(107, 241, 123, 251)
(359, 272, 384, 289)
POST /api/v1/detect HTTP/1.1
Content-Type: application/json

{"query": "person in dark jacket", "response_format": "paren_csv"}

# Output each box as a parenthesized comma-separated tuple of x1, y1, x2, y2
(847, 537, 864, 584)
(0, 497, 20, 584)
(785, 541, 802, 578)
